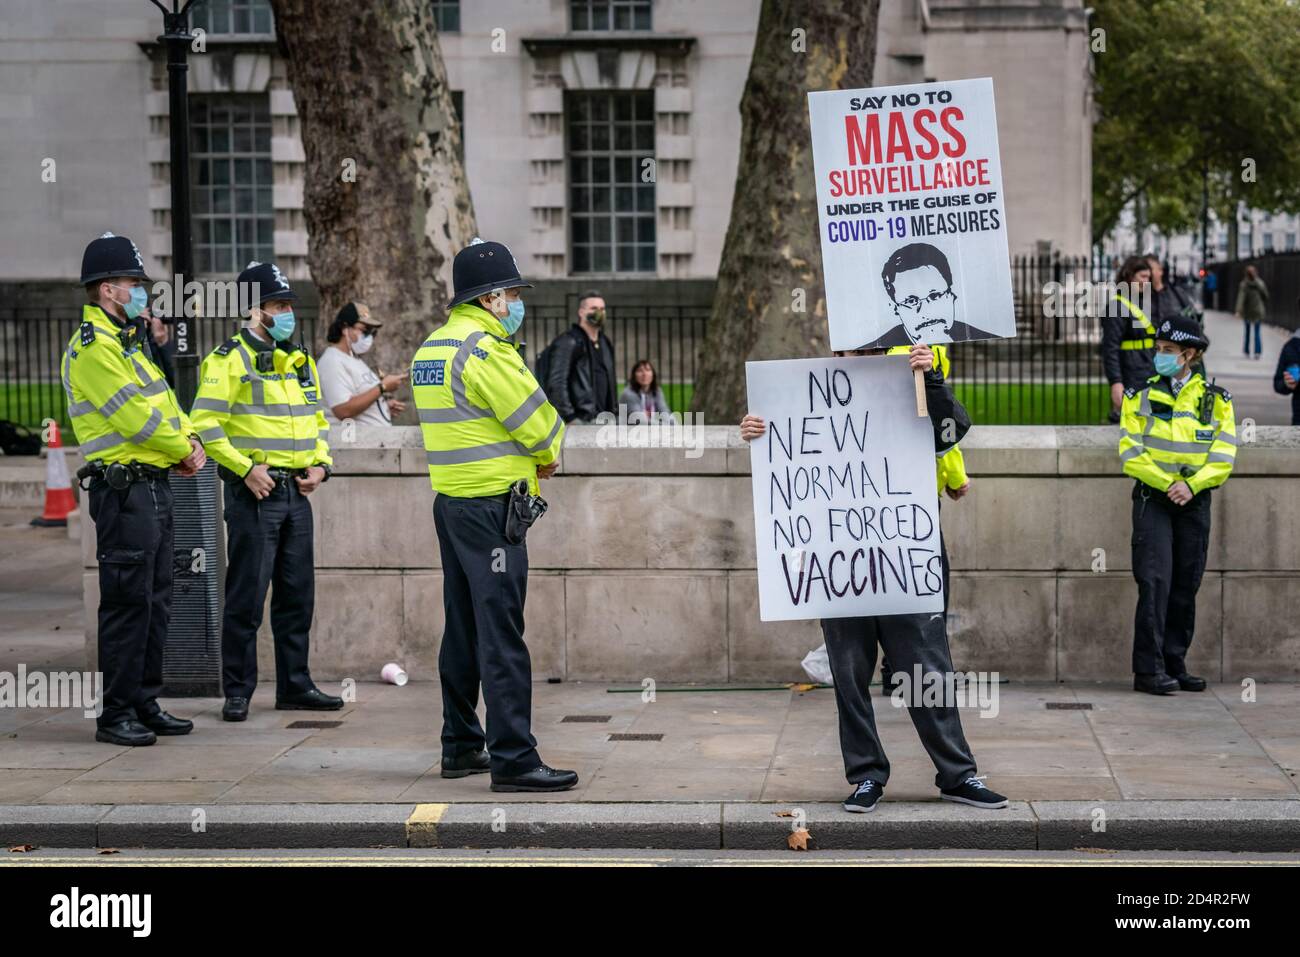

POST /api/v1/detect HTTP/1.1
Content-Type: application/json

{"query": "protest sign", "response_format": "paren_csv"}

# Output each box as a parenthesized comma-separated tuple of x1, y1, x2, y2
(808, 77, 1015, 352)
(746, 354, 944, 622)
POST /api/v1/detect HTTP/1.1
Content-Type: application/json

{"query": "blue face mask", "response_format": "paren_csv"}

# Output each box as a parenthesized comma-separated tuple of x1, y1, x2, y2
(263, 309, 296, 342)
(112, 284, 149, 320)
(498, 299, 526, 335)
(1154, 352, 1183, 377)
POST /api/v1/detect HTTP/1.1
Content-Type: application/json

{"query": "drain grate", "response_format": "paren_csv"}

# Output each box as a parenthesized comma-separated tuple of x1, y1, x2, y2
(286, 720, 344, 729)
(561, 715, 612, 723)
(608, 732, 663, 742)
(1045, 702, 1092, 710)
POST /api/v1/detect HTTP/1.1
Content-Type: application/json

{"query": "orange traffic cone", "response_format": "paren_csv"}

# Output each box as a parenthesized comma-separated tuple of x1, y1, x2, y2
(31, 422, 76, 527)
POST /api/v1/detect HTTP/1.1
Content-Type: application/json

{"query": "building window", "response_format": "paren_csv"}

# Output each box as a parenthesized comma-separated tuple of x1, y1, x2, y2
(431, 0, 461, 32)
(190, 0, 274, 37)
(571, 0, 652, 31)
(568, 91, 655, 274)
(1286, 232, 1296, 251)
(191, 96, 274, 275)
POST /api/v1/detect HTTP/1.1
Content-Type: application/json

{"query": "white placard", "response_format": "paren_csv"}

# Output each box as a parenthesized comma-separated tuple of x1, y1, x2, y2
(746, 355, 944, 622)
(808, 77, 1015, 351)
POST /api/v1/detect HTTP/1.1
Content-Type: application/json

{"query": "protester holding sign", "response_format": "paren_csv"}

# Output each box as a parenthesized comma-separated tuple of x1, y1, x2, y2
(741, 345, 1007, 813)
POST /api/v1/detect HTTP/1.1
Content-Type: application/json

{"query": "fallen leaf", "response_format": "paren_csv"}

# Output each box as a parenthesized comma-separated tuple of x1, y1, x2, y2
(97, 848, 120, 855)
(787, 828, 811, 851)
(789, 683, 816, 693)
(774, 809, 796, 818)
(8, 844, 37, 853)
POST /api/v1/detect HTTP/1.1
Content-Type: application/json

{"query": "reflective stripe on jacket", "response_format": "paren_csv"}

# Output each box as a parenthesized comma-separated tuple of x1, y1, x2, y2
(61, 303, 194, 467)
(411, 302, 564, 497)
(189, 329, 332, 475)
(1118, 374, 1236, 494)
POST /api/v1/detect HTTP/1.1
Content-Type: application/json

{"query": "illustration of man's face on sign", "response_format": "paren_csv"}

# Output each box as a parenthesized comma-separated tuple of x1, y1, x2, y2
(883, 243, 957, 344)
(864, 241, 999, 348)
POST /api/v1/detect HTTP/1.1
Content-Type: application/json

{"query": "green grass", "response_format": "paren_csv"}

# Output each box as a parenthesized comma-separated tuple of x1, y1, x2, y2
(660, 381, 1108, 425)
(0, 383, 69, 430)
(953, 382, 1110, 425)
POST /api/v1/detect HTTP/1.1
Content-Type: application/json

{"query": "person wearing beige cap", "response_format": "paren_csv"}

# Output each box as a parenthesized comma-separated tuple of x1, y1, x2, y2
(317, 302, 407, 425)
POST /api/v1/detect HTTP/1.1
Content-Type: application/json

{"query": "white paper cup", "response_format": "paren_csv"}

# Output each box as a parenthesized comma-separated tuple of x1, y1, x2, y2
(381, 663, 408, 687)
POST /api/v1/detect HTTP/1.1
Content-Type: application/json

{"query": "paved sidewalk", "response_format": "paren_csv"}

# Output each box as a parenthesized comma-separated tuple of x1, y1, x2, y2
(3, 678, 1298, 806)
(1200, 308, 1294, 425)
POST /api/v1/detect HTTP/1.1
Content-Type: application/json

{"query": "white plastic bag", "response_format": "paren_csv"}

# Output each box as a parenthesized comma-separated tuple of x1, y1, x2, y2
(800, 644, 833, 685)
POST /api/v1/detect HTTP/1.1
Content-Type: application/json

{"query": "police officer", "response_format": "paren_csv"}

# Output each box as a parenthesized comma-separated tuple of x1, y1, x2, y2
(411, 238, 573, 792)
(1102, 255, 1159, 423)
(63, 232, 206, 745)
(1119, 315, 1236, 695)
(189, 261, 342, 721)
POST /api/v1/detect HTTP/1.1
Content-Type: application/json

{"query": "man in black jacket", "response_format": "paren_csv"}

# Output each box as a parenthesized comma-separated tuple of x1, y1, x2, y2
(545, 290, 616, 422)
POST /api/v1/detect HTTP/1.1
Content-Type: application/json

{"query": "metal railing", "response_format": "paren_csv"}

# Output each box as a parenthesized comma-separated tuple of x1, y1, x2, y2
(0, 256, 1214, 431)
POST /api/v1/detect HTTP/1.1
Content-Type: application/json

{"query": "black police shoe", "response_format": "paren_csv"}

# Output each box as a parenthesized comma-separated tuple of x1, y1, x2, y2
(1172, 673, 1207, 692)
(139, 710, 193, 736)
(95, 720, 157, 747)
(843, 779, 883, 813)
(1134, 672, 1179, 695)
(490, 764, 579, 793)
(276, 688, 344, 711)
(441, 749, 491, 778)
(940, 776, 1009, 809)
(222, 697, 250, 722)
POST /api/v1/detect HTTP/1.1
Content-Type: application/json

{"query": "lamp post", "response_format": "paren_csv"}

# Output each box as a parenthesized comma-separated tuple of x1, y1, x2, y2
(149, 0, 223, 698)
(150, 0, 202, 405)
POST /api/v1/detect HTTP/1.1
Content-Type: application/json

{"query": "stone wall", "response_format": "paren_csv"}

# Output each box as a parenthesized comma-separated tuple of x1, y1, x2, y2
(83, 425, 1300, 683)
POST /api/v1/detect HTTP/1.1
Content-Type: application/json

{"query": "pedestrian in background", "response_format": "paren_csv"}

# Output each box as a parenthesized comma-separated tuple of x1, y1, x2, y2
(543, 290, 616, 422)
(318, 301, 407, 425)
(619, 358, 671, 423)
(1235, 264, 1269, 360)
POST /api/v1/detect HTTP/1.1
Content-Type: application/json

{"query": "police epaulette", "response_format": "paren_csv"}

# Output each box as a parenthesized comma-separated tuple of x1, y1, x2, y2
(215, 337, 239, 356)
(79, 321, 97, 346)
(1123, 387, 1137, 399)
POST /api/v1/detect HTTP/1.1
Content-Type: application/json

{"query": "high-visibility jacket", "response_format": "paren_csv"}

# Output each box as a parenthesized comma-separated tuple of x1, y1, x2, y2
(1118, 373, 1236, 494)
(189, 329, 332, 475)
(411, 302, 565, 497)
(887, 343, 968, 493)
(1114, 293, 1157, 349)
(60, 303, 195, 467)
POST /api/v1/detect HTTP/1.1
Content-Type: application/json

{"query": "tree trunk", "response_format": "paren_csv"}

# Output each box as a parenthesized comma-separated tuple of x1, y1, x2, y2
(269, 0, 475, 387)
(692, 0, 880, 424)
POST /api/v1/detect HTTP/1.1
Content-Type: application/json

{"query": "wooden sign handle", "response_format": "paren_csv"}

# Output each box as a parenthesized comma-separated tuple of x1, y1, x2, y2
(913, 367, 928, 418)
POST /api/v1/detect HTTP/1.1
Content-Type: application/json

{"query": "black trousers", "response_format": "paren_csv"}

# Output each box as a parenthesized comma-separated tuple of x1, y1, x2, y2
(822, 610, 978, 791)
(1131, 482, 1212, 676)
(433, 493, 540, 777)
(221, 478, 316, 700)
(90, 475, 173, 728)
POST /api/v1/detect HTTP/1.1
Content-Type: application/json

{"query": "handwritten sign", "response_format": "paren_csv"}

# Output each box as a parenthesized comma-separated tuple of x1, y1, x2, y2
(746, 355, 943, 621)
(808, 77, 1015, 351)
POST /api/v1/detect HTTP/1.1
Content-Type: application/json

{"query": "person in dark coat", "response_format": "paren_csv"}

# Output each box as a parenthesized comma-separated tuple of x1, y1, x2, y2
(545, 290, 616, 422)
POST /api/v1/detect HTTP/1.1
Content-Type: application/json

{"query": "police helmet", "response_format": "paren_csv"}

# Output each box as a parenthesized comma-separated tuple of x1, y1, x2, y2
(237, 260, 298, 307)
(448, 238, 532, 308)
(79, 232, 149, 285)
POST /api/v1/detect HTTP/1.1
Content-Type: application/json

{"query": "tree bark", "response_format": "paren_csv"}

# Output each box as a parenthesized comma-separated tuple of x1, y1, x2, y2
(269, 0, 476, 384)
(692, 0, 879, 424)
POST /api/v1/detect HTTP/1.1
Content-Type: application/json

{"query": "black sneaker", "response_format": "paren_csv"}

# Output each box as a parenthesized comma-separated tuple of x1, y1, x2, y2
(842, 779, 883, 813)
(940, 776, 1008, 809)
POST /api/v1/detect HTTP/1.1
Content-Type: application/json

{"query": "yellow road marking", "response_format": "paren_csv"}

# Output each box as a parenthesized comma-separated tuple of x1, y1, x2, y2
(405, 803, 449, 848)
